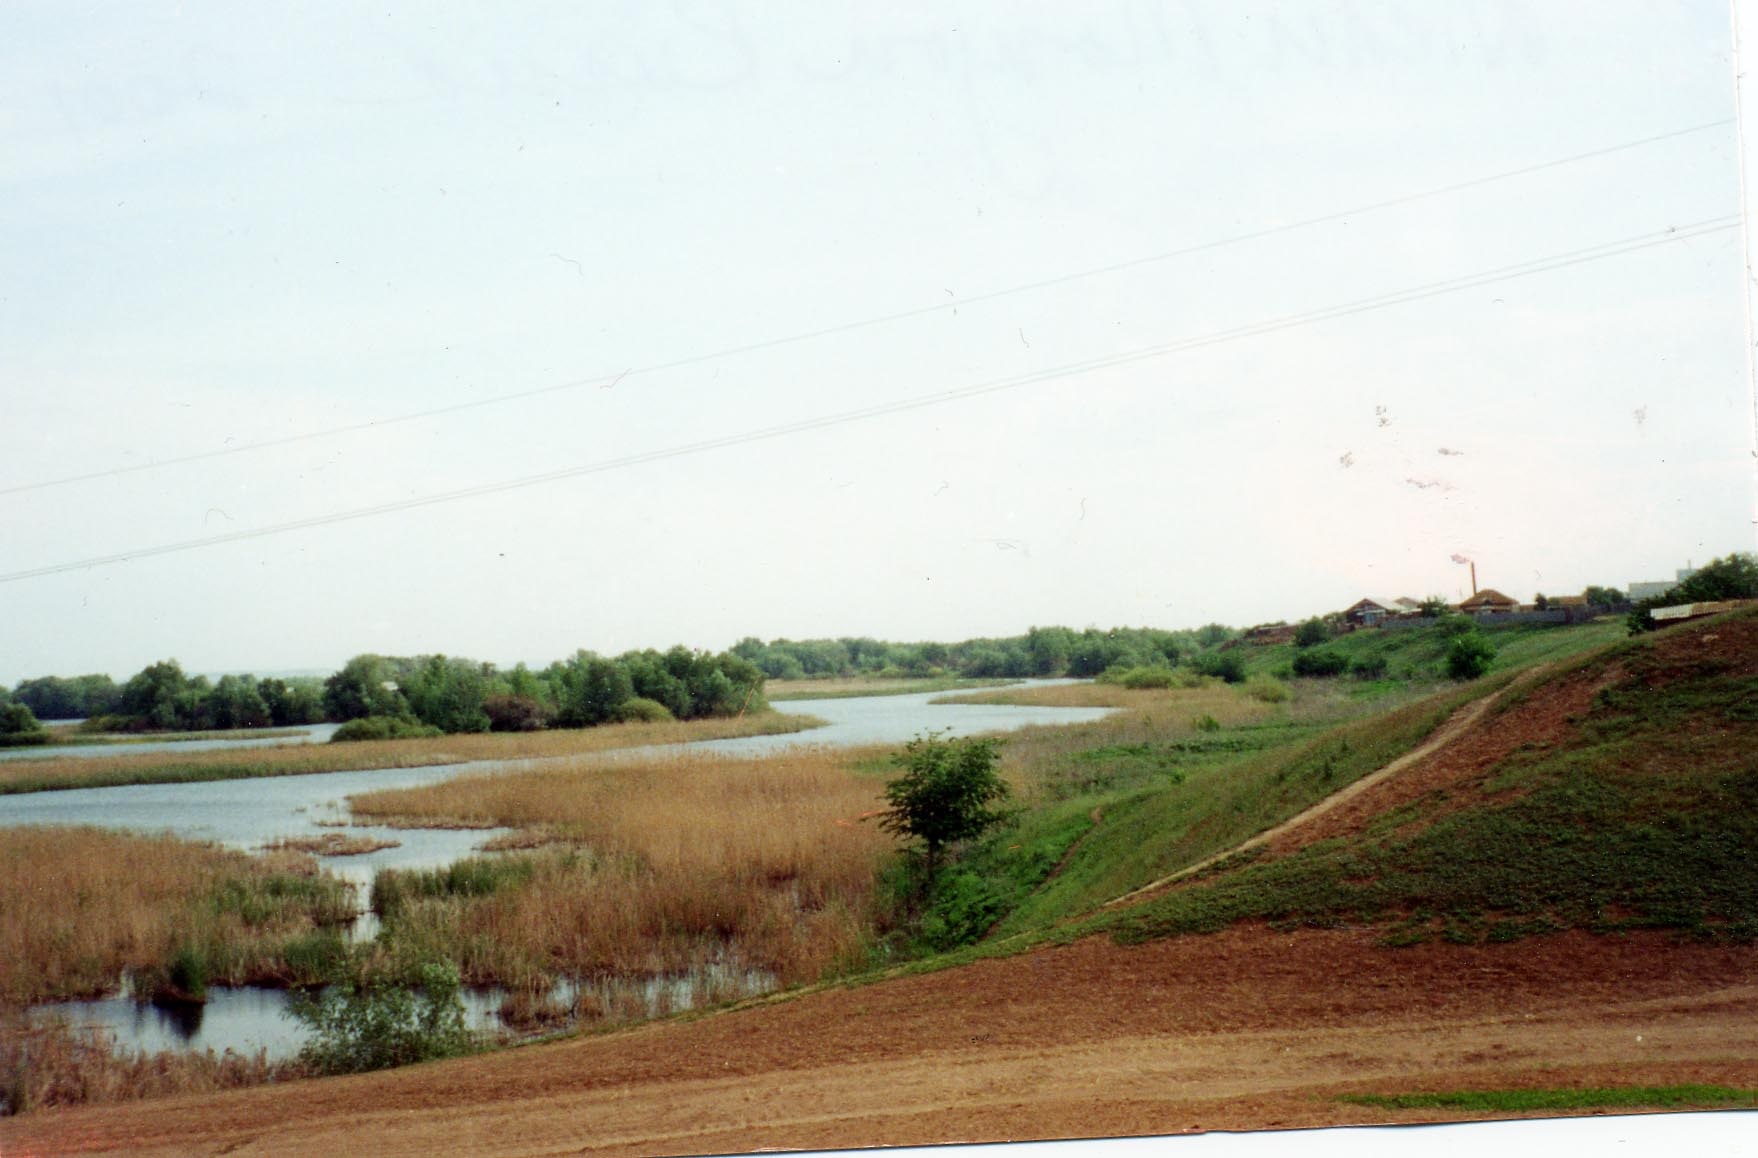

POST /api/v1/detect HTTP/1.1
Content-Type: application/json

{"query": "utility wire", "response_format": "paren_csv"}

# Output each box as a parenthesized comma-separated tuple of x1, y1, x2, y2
(0, 215, 1735, 586)
(0, 118, 1733, 500)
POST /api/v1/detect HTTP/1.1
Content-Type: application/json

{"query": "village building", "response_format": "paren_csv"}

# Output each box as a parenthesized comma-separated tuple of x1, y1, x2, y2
(1457, 588, 1520, 614)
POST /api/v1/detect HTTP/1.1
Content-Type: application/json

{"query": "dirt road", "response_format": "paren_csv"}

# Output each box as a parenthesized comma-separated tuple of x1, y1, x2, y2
(8, 925, 1754, 1156)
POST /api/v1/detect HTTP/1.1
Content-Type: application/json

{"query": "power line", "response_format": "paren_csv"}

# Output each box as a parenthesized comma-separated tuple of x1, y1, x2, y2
(0, 118, 1733, 500)
(1, 215, 1735, 586)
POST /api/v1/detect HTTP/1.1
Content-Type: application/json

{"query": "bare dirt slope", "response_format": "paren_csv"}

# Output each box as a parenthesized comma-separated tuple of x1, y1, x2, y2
(7, 927, 1755, 1157)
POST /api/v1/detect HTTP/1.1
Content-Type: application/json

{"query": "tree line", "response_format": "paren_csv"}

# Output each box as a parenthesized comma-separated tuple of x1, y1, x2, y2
(730, 624, 1236, 682)
(0, 645, 770, 738)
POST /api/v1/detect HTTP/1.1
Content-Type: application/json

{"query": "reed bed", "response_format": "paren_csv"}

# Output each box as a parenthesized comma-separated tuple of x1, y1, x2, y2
(353, 750, 893, 992)
(259, 833, 401, 856)
(766, 677, 1020, 701)
(0, 711, 825, 795)
(0, 828, 353, 1005)
(0, 1017, 296, 1115)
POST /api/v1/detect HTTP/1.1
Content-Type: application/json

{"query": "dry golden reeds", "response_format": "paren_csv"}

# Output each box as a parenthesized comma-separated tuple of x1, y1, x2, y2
(353, 750, 892, 992)
(0, 828, 352, 1005)
(0, 1016, 295, 1114)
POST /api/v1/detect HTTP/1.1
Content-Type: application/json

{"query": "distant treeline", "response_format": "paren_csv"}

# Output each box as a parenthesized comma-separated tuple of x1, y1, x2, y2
(1, 623, 1246, 739)
(1, 646, 769, 738)
(730, 624, 1236, 681)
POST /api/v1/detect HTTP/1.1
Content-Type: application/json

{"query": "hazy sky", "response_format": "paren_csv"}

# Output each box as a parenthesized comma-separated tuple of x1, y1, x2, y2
(3, 2, 1754, 683)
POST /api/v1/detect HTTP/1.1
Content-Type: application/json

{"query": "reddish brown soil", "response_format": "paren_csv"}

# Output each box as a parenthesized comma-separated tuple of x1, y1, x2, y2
(1266, 663, 1620, 854)
(6, 926, 1755, 1157)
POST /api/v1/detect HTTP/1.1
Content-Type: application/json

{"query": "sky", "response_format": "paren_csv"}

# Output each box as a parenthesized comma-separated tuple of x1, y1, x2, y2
(2, 1, 1755, 684)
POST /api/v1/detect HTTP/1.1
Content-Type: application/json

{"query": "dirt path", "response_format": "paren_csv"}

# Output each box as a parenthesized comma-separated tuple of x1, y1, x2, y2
(8, 926, 1754, 1157)
(1100, 690, 1504, 910)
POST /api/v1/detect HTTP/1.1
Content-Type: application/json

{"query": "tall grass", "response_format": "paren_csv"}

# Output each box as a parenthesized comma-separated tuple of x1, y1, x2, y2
(0, 828, 353, 1004)
(0, 710, 825, 794)
(0, 1017, 295, 1115)
(351, 750, 894, 992)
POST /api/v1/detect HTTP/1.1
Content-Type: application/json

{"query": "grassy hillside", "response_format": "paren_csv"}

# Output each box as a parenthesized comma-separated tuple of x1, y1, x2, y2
(893, 619, 1628, 953)
(1092, 608, 1757, 948)
(1234, 616, 1626, 688)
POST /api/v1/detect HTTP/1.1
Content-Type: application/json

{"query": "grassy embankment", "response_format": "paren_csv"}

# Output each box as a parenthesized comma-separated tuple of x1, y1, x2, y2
(765, 676, 1022, 701)
(1086, 608, 1758, 949)
(0, 711, 825, 795)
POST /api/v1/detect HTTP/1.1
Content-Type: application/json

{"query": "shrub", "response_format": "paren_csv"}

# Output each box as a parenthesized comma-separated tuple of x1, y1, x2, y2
(1445, 632, 1496, 680)
(1099, 665, 1176, 689)
(1191, 714, 1222, 732)
(1293, 618, 1329, 648)
(1291, 649, 1348, 678)
(1350, 653, 1389, 680)
(331, 716, 444, 743)
(482, 693, 549, 732)
(1244, 675, 1290, 703)
(1437, 614, 1476, 636)
(0, 702, 47, 746)
(612, 696, 674, 724)
(289, 960, 474, 1075)
(1189, 651, 1246, 684)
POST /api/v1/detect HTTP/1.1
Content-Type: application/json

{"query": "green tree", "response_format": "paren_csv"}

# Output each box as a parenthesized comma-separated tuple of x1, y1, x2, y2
(1417, 595, 1451, 617)
(120, 660, 198, 730)
(1582, 585, 1625, 609)
(1627, 553, 1758, 633)
(1293, 618, 1329, 648)
(550, 652, 633, 727)
(400, 656, 490, 734)
(208, 674, 271, 729)
(324, 655, 408, 721)
(258, 677, 326, 726)
(1024, 626, 1074, 676)
(879, 733, 1011, 877)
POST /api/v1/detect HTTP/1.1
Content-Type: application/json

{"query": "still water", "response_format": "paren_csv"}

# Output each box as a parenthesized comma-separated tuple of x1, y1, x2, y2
(13, 685, 1111, 1058)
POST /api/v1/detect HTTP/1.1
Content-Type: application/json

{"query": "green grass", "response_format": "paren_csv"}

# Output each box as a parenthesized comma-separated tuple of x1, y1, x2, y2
(1341, 1084, 1758, 1113)
(1238, 619, 1625, 685)
(1102, 616, 1758, 948)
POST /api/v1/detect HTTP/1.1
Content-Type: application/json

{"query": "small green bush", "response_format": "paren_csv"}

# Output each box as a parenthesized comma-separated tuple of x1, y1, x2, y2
(331, 716, 444, 743)
(1291, 649, 1348, 678)
(290, 960, 474, 1075)
(612, 696, 674, 723)
(1111, 671, 1181, 688)
(164, 944, 209, 1002)
(1189, 652, 1246, 684)
(1191, 714, 1221, 733)
(1293, 618, 1330, 648)
(1350, 654, 1389, 680)
(1446, 632, 1496, 680)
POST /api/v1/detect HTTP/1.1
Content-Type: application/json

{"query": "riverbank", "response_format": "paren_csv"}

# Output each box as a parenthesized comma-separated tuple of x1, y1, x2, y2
(0, 711, 826, 794)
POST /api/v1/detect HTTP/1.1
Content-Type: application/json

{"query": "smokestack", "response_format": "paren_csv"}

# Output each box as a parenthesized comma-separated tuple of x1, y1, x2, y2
(1471, 562, 1478, 595)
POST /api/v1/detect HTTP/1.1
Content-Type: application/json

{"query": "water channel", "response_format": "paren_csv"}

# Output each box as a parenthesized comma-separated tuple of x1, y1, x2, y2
(7, 686, 1112, 1058)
